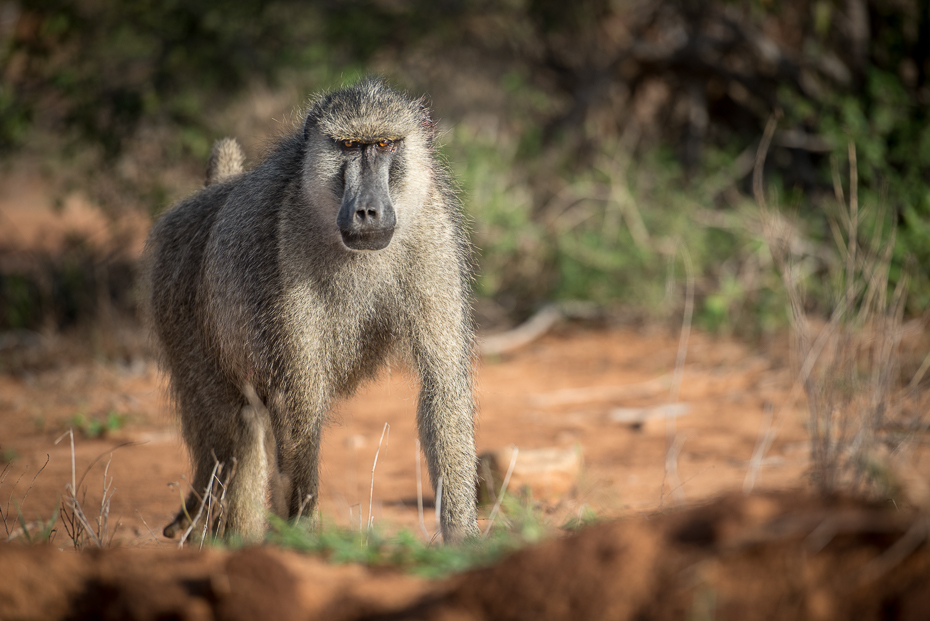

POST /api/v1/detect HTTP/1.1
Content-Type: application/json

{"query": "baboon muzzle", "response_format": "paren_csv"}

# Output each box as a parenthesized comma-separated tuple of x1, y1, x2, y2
(337, 155, 396, 251)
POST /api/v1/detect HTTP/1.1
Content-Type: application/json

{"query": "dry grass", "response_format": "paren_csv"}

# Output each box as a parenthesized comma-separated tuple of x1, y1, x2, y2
(1, 429, 137, 548)
(755, 117, 919, 497)
(0, 454, 52, 542)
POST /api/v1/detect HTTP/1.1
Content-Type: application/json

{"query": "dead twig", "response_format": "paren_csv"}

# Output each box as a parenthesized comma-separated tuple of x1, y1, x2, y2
(661, 242, 694, 507)
(483, 446, 519, 537)
(533, 375, 671, 408)
(366, 423, 390, 540)
(433, 477, 443, 544)
(416, 440, 429, 541)
(479, 302, 600, 357)
(178, 458, 221, 548)
(743, 402, 776, 494)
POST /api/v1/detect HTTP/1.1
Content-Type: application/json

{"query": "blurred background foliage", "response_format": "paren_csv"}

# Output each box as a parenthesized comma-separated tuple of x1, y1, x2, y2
(0, 0, 928, 337)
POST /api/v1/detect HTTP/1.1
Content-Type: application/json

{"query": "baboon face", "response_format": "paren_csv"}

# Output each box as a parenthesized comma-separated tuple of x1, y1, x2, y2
(301, 80, 435, 253)
(334, 138, 399, 251)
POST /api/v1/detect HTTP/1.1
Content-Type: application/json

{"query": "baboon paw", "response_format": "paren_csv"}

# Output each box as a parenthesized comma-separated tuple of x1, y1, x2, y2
(162, 516, 190, 539)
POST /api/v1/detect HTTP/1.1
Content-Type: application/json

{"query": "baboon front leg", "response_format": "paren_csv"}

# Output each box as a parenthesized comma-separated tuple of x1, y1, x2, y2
(416, 357, 479, 543)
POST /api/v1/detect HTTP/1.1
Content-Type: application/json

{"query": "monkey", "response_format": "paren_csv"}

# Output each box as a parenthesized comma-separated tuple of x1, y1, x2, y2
(145, 78, 479, 543)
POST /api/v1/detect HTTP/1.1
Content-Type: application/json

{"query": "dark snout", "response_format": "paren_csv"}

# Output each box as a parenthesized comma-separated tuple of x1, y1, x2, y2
(337, 156, 396, 251)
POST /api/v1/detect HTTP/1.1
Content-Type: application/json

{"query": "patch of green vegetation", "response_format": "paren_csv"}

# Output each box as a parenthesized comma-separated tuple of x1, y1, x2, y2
(777, 66, 929, 311)
(14, 502, 59, 544)
(265, 495, 549, 578)
(453, 126, 793, 334)
(3, 1, 927, 337)
(71, 410, 126, 439)
(560, 504, 599, 531)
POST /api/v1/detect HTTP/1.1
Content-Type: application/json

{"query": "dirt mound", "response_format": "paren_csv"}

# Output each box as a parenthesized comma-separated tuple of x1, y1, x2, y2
(3, 492, 928, 620)
(0, 544, 436, 621)
(414, 492, 930, 620)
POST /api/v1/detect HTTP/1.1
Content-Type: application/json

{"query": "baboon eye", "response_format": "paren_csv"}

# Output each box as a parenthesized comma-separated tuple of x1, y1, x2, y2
(377, 139, 393, 148)
(341, 139, 359, 149)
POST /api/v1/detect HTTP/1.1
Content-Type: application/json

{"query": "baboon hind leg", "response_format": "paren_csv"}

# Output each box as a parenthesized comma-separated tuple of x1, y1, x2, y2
(280, 419, 324, 524)
(163, 377, 272, 542)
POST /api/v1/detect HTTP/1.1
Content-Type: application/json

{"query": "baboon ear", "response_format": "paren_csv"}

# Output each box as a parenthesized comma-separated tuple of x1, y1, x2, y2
(416, 97, 437, 141)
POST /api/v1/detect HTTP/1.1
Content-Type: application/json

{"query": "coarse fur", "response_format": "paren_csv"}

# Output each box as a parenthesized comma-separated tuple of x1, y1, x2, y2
(145, 78, 478, 543)
(204, 137, 245, 187)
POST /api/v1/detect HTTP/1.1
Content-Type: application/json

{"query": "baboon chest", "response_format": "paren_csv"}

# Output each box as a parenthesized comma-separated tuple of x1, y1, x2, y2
(286, 281, 403, 395)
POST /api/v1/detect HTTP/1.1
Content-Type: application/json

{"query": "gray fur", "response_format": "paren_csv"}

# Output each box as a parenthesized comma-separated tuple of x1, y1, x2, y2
(146, 79, 478, 543)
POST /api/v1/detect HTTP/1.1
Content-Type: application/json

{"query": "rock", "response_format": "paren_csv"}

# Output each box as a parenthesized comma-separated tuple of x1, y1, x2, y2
(609, 403, 691, 434)
(479, 446, 582, 501)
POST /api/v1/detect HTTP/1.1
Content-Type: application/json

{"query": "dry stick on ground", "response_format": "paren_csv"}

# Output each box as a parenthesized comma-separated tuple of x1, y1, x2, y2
(483, 446, 519, 537)
(480, 305, 562, 357)
(177, 459, 220, 548)
(661, 244, 694, 508)
(135, 510, 162, 546)
(743, 402, 776, 493)
(55, 432, 132, 549)
(433, 477, 443, 544)
(206, 459, 237, 547)
(906, 351, 930, 394)
(56, 430, 101, 548)
(366, 423, 390, 540)
(479, 301, 600, 357)
(532, 375, 672, 408)
(98, 455, 118, 546)
(416, 440, 429, 540)
(201, 464, 227, 548)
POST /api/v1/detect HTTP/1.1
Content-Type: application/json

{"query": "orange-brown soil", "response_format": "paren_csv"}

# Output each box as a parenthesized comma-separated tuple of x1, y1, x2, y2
(2, 491, 929, 620)
(2, 175, 929, 619)
(1, 325, 811, 545)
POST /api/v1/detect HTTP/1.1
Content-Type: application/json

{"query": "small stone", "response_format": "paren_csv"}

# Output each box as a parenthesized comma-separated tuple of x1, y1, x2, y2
(479, 445, 582, 501)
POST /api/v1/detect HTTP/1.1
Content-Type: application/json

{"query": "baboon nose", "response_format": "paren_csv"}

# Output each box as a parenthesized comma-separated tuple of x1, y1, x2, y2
(338, 198, 396, 251)
(355, 208, 380, 222)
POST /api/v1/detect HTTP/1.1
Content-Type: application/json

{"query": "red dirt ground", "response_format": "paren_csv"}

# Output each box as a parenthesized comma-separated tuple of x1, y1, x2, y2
(0, 324, 813, 545)
(2, 174, 930, 619)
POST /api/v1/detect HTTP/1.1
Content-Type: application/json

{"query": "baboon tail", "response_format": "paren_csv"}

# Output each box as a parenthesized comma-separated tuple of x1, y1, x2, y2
(205, 137, 245, 186)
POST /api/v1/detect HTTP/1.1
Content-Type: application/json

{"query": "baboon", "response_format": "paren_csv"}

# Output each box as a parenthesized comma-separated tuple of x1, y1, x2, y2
(145, 79, 478, 543)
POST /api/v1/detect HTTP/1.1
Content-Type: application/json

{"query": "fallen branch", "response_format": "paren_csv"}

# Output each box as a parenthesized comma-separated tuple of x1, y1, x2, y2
(532, 375, 671, 408)
(479, 302, 600, 357)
